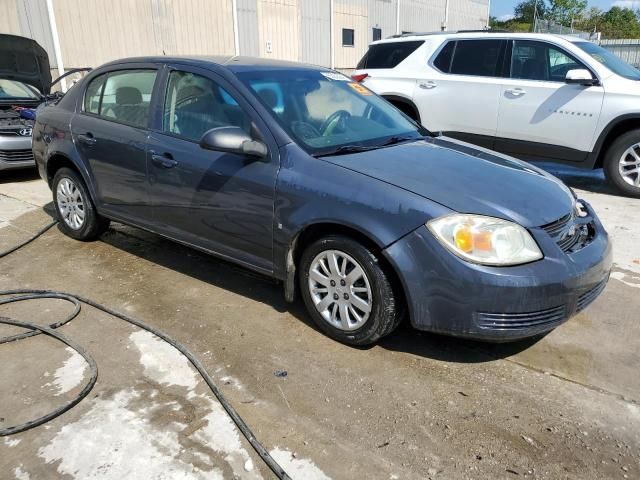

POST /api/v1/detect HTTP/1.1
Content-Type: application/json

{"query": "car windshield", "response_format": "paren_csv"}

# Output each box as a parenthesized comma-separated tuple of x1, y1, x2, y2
(0, 79, 40, 99)
(237, 69, 424, 156)
(574, 42, 640, 81)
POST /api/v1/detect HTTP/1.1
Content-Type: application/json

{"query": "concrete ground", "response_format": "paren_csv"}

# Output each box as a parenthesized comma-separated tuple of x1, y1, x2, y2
(0, 166, 638, 480)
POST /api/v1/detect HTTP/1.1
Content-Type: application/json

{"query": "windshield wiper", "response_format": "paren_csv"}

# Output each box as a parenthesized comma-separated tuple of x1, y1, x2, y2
(315, 145, 378, 157)
(378, 135, 420, 147)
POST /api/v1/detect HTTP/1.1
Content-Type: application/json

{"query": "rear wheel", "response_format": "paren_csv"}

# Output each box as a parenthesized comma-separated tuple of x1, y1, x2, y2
(299, 235, 402, 346)
(52, 167, 109, 240)
(603, 130, 640, 198)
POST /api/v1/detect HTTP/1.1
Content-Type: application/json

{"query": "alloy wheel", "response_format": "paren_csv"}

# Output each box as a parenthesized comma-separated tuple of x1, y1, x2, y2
(56, 178, 85, 230)
(619, 143, 640, 188)
(308, 249, 372, 331)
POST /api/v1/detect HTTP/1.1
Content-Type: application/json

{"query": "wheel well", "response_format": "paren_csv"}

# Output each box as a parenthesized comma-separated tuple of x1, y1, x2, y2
(290, 223, 408, 318)
(383, 95, 421, 123)
(46, 154, 77, 186)
(595, 118, 640, 168)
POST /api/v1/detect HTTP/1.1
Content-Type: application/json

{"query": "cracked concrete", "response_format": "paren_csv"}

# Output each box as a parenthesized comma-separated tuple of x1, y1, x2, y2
(0, 167, 639, 479)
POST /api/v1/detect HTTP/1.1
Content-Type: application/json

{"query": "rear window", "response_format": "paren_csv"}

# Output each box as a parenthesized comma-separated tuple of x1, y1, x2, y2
(356, 41, 424, 69)
(433, 39, 506, 78)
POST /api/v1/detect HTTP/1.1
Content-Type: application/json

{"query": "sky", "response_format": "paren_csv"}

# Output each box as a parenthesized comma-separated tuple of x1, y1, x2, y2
(491, 1, 640, 21)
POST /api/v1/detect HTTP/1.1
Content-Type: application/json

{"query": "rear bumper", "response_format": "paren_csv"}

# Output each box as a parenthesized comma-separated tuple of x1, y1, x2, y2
(383, 202, 612, 341)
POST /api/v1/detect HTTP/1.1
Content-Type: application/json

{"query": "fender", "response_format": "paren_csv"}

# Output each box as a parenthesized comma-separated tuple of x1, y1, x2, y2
(587, 113, 640, 168)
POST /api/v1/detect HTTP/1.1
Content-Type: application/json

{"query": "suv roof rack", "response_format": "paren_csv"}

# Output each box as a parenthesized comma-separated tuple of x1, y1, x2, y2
(388, 29, 512, 39)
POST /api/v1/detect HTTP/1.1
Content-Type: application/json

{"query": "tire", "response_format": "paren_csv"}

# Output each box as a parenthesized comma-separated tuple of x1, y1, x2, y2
(298, 235, 402, 346)
(603, 129, 640, 198)
(52, 167, 110, 240)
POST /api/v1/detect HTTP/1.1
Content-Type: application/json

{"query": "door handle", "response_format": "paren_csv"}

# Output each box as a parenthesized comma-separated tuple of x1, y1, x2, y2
(506, 88, 526, 97)
(419, 81, 437, 90)
(77, 133, 97, 146)
(150, 151, 178, 168)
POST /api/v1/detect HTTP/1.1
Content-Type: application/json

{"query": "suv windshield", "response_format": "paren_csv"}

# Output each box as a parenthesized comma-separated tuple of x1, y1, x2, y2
(237, 69, 424, 156)
(575, 42, 640, 81)
(0, 79, 40, 100)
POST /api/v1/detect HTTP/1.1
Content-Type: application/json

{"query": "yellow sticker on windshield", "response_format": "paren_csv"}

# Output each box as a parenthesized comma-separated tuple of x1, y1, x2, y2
(348, 82, 372, 95)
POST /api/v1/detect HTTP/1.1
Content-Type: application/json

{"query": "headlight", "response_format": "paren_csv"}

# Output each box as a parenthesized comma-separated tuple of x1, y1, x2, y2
(427, 214, 543, 266)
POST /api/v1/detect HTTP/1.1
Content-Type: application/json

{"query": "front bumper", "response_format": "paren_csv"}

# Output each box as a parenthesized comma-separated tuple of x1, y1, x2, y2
(0, 135, 35, 171)
(383, 202, 612, 341)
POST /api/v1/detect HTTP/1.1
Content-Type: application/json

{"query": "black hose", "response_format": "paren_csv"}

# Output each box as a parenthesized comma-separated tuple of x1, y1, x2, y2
(0, 316, 98, 437)
(0, 222, 292, 479)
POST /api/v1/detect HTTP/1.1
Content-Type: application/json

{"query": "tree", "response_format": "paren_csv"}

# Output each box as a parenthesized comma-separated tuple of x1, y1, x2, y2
(514, 0, 548, 24)
(548, 0, 588, 26)
(599, 7, 640, 39)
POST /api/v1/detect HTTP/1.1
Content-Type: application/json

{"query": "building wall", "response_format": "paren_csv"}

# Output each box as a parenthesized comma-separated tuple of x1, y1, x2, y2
(0, 0, 490, 73)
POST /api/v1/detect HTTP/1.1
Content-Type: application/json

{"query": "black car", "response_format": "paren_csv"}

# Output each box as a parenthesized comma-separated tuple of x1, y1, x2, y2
(32, 55, 611, 345)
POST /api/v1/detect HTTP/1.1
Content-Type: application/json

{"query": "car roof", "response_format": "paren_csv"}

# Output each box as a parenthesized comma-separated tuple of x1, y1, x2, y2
(100, 55, 331, 73)
(371, 31, 592, 45)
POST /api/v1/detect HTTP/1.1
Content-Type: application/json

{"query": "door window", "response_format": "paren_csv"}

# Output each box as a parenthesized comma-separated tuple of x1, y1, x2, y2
(511, 40, 585, 82)
(162, 70, 251, 142)
(83, 70, 157, 128)
(449, 40, 505, 77)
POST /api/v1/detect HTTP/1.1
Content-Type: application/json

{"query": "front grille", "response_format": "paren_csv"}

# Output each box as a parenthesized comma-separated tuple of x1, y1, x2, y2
(0, 149, 34, 162)
(476, 305, 566, 330)
(576, 279, 608, 312)
(542, 211, 593, 254)
(0, 130, 19, 136)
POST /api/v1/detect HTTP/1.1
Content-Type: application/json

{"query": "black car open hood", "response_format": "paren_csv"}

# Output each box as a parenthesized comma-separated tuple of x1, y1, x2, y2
(0, 34, 51, 95)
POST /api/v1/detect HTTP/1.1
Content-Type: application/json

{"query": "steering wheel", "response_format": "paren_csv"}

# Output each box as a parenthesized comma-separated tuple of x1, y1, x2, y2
(320, 110, 351, 136)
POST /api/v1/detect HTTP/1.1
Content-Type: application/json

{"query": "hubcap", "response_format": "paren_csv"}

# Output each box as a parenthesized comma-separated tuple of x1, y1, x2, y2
(56, 178, 85, 230)
(308, 250, 372, 331)
(619, 143, 640, 188)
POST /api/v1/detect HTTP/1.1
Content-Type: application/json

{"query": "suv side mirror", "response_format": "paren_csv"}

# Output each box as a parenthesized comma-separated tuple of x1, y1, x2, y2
(200, 127, 268, 158)
(565, 69, 598, 86)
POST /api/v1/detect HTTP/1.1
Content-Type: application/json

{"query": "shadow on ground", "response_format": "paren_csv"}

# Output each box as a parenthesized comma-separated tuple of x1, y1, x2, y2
(92, 220, 544, 364)
(0, 168, 40, 184)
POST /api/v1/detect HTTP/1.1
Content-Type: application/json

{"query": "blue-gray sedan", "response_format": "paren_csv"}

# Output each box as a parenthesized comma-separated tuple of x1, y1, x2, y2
(32, 56, 611, 345)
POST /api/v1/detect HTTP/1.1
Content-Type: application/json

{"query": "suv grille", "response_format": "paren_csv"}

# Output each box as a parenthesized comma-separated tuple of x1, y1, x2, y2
(0, 149, 34, 162)
(542, 211, 593, 254)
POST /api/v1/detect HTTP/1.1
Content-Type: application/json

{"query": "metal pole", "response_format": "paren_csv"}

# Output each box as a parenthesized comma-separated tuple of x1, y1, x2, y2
(396, 0, 400, 35)
(232, 0, 240, 56)
(443, 0, 449, 31)
(330, 0, 335, 68)
(45, 0, 66, 92)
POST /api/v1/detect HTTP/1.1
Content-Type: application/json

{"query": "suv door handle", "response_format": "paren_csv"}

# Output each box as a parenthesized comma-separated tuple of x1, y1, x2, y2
(150, 151, 178, 168)
(419, 81, 437, 89)
(506, 88, 526, 97)
(77, 133, 97, 146)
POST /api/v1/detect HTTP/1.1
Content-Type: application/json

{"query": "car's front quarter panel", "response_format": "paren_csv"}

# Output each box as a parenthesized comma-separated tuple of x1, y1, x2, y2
(591, 75, 640, 152)
(273, 143, 452, 279)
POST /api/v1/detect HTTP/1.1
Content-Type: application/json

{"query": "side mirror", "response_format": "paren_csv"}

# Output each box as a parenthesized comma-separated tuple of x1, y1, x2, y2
(199, 127, 268, 158)
(565, 69, 598, 86)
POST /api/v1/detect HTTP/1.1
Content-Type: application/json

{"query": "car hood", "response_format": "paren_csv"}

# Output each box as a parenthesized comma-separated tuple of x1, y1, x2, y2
(320, 136, 574, 228)
(0, 34, 51, 95)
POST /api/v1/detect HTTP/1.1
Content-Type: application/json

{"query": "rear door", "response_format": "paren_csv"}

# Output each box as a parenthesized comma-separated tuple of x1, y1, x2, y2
(70, 66, 159, 223)
(495, 40, 604, 161)
(412, 38, 508, 148)
(145, 65, 279, 273)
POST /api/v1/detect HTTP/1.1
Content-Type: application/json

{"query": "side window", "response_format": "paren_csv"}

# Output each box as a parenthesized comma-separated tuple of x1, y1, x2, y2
(83, 74, 106, 114)
(449, 40, 504, 77)
(99, 70, 157, 128)
(433, 41, 455, 73)
(163, 70, 251, 142)
(511, 40, 583, 82)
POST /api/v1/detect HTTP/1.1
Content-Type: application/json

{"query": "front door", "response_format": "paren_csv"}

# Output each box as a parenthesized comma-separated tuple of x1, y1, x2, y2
(496, 40, 605, 161)
(70, 67, 159, 222)
(146, 66, 279, 273)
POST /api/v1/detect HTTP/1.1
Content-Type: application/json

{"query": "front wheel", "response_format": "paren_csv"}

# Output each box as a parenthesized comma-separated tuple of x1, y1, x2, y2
(52, 167, 110, 240)
(603, 130, 640, 198)
(299, 235, 402, 346)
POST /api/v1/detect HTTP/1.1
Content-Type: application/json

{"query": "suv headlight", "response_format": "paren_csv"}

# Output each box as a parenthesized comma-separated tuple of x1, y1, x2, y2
(427, 214, 543, 266)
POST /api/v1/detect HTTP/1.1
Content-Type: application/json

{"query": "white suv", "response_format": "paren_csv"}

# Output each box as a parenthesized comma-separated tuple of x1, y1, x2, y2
(353, 31, 640, 197)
